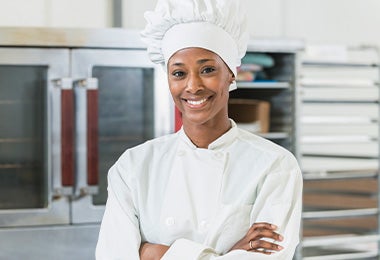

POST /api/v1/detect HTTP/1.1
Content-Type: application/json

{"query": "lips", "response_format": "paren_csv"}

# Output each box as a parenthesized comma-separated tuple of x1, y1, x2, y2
(186, 98, 208, 106)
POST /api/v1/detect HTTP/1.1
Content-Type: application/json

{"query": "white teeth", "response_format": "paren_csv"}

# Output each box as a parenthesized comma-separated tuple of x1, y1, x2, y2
(187, 98, 207, 105)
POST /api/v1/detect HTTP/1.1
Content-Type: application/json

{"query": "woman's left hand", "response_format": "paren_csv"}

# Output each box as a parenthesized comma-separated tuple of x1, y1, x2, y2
(139, 242, 170, 260)
(228, 222, 284, 254)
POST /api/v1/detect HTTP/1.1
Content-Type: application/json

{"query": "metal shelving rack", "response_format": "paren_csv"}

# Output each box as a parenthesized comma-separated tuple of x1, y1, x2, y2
(299, 45, 380, 259)
(230, 39, 304, 158)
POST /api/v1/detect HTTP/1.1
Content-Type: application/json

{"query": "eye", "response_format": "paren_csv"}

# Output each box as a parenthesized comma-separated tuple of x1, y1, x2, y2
(171, 70, 185, 78)
(201, 67, 216, 74)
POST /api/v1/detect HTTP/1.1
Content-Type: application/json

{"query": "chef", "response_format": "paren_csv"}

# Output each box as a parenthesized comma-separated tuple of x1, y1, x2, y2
(96, 0, 303, 259)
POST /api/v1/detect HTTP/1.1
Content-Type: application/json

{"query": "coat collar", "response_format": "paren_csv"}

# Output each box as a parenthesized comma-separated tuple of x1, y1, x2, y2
(178, 119, 238, 150)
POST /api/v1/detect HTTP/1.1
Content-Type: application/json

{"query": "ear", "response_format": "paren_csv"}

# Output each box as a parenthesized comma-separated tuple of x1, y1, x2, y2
(228, 74, 237, 92)
(230, 73, 236, 83)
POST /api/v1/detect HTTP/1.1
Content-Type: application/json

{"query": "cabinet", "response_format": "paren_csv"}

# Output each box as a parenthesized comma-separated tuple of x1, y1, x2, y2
(0, 27, 172, 260)
(299, 45, 380, 259)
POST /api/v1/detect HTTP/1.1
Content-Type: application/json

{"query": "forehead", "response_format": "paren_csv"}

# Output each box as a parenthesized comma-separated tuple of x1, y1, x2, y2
(168, 47, 222, 65)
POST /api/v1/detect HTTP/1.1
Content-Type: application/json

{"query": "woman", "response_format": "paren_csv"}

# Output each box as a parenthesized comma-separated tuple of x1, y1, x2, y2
(96, 0, 303, 259)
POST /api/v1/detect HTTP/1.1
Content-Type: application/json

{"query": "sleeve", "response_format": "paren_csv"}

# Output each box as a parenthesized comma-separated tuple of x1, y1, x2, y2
(162, 155, 303, 260)
(95, 158, 141, 260)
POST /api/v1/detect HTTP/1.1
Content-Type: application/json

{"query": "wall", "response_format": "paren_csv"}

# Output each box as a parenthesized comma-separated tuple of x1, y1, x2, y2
(0, 0, 110, 28)
(121, 0, 286, 38)
(0, 0, 379, 47)
(120, 0, 380, 47)
(285, 0, 380, 47)
(121, 0, 156, 29)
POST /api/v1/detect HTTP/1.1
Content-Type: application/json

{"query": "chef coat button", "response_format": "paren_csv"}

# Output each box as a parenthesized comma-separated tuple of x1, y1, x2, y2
(215, 152, 223, 159)
(177, 150, 186, 156)
(165, 217, 175, 226)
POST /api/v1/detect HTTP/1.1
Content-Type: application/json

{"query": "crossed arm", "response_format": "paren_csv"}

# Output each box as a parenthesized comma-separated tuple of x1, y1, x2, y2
(140, 222, 284, 260)
(96, 153, 303, 260)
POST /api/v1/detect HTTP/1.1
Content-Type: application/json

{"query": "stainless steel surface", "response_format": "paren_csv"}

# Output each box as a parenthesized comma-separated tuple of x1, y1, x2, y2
(303, 208, 378, 219)
(247, 38, 304, 53)
(0, 48, 71, 226)
(72, 196, 105, 224)
(300, 46, 380, 259)
(303, 252, 378, 260)
(70, 48, 172, 139)
(302, 234, 380, 247)
(0, 41, 172, 227)
(0, 224, 100, 260)
(74, 79, 88, 198)
(0, 27, 145, 49)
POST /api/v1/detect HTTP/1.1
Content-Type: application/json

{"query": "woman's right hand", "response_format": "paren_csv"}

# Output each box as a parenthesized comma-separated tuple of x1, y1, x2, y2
(228, 222, 284, 254)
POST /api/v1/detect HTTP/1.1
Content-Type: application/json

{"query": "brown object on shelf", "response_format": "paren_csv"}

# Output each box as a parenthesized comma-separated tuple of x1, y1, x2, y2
(228, 99, 270, 133)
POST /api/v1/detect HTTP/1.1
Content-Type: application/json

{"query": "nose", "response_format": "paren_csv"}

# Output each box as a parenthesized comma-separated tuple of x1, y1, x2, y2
(185, 72, 203, 93)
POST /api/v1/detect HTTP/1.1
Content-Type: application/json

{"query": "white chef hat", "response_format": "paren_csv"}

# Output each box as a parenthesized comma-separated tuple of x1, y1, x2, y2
(141, 0, 249, 91)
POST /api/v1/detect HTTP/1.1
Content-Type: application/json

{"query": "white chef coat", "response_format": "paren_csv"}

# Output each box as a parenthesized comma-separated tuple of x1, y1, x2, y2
(96, 120, 303, 260)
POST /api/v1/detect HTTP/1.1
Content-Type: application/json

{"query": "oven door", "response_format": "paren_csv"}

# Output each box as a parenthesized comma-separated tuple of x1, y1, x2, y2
(0, 48, 73, 226)
(71, 49, 172, 223)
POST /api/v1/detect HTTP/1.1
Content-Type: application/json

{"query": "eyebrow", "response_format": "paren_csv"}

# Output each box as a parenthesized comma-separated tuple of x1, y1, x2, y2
(197, 58, 214, 64)
(170, 58, 215, 67)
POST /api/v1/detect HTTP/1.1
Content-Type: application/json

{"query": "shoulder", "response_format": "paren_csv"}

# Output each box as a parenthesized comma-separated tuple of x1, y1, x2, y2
(107, 132, 179, 183)
(235, 128, 292, 155)
(234, 127, 300, 172)
(121, 132, 178, 162)
(112, 132, 178, 171)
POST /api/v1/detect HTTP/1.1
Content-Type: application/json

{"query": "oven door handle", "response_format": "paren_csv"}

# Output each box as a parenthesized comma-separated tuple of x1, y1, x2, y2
(74, 78, 99, 196)
(52, 78, 74, 196)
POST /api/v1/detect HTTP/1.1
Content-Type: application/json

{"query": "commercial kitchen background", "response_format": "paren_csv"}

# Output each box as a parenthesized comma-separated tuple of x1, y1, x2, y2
(0, 0, 380, 260)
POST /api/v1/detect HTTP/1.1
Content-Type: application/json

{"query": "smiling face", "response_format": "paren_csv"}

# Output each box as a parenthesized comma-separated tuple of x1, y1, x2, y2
(167, 47, 234, 128)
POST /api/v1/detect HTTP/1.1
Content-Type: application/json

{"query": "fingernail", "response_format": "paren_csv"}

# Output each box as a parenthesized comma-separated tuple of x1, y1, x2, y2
(279, 235, 284, 241)
(278, 245, 284, 250)
(271, 224, 277, 229)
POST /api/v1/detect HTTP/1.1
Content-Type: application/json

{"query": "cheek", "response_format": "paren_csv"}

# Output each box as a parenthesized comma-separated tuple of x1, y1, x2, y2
(220, 92, 229, 105)
(220, 81, 231, 96)
(220, 85, 230, 105)
(168, 82, 179, 96)
(168, 85, 182, 105)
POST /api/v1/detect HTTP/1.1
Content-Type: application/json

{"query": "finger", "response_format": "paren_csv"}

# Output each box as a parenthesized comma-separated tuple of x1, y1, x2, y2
(250, 222, 277, 230)
(252, 248, 273, 255)
(248, 239, 283, 252)
(247, 223, 277, 235)
(249, 228, 284, 242)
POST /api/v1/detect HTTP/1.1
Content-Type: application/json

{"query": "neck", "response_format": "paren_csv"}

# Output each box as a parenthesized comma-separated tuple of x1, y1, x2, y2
(182, 118, 231, 149)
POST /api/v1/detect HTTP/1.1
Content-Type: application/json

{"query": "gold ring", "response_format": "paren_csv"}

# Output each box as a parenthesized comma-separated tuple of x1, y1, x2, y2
(249, 240, 253, 249)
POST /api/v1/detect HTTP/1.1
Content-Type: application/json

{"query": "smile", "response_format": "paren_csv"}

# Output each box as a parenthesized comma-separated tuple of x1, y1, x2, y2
(186, 98, 208, 106)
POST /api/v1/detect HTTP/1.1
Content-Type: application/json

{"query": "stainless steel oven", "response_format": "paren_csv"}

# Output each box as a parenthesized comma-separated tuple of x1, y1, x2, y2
(0, 47, 71, 227)
(0, 28, 173, 260)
